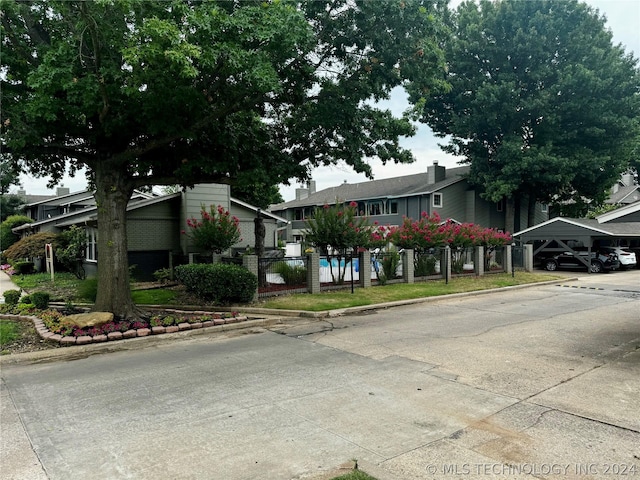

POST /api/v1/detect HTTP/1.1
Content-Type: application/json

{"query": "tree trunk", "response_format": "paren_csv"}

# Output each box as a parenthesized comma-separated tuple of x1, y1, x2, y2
(92, 162, 139, 320)
(504, 197, 515, 235)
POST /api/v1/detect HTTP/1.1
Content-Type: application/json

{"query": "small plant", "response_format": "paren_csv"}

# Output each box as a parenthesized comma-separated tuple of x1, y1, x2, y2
(3, 289, 21, 306)
(63, 300, 81, 315)
(273, 262, 307, 285)
(415, 254, 437, 276)
(153, 268, 173, 283)
(381, 250, 400, 280)
(150, 316, 163, 327)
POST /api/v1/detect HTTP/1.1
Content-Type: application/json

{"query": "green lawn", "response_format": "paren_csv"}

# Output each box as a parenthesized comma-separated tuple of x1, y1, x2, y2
(131, 289, 177, 304)
(8, 271, 562, 312)
(259, 272, 562, 311)
(0, 320, 21, 346)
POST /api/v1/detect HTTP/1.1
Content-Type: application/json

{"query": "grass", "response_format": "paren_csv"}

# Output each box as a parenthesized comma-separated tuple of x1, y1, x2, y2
(330, 472, 377, 480)
(9, 273, 178, 305)
(131, 289, 177, 304)
(0, 320, 21, 346)
(7, 271, 563, 312)
(259, 272, 562, 311)
(8, 271, 83, 300)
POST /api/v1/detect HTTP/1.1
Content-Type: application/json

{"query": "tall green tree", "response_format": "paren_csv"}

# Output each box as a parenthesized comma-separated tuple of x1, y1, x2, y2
(412, 0, 640, 231)
(1, 0, 449, 319)
(0, 193, 27, 222)
(0, 159, 21, 194)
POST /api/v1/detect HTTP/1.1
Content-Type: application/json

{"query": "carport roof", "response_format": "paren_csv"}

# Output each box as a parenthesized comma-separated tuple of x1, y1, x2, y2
(513, 217, 640, 242)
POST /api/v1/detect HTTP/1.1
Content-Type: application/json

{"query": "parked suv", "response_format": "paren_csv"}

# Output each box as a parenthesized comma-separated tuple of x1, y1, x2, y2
(597, 246, 636, 269)
(538, 249, 620, 273)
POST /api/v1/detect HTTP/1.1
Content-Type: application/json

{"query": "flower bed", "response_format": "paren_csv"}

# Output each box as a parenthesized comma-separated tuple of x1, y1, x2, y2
(5, 309, 249, 346)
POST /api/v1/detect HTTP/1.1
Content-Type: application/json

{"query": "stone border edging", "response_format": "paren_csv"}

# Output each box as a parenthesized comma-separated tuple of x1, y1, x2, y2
(0, 315, 286, 365)
(0, 312, 250, 346)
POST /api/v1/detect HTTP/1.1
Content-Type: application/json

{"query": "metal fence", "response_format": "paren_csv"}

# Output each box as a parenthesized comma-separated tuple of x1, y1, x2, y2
(318, 254, 361, 291)
(483, 245, 506, 274)
(371, 251, 403, 285)
(414, 248, 444, 280)
(257, 256, 308, 298)
(512, 245, 526, 271)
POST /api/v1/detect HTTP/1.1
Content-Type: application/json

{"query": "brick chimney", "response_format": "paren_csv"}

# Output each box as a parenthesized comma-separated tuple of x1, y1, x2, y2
(427, 161, 446, 184)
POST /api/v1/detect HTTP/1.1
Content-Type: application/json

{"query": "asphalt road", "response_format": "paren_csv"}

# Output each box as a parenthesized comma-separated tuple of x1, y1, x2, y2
(1, 271, 639, 479)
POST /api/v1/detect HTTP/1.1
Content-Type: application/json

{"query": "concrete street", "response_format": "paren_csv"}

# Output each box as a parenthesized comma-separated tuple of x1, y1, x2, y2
(1, 270, 639, 479)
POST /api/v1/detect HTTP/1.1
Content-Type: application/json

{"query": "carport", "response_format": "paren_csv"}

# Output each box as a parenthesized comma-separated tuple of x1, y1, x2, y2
(513, 217, 640, 271)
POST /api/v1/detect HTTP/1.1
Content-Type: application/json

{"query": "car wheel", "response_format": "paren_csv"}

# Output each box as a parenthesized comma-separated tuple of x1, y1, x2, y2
(544, 259, 558, 271)
(590, 261, 603, 273)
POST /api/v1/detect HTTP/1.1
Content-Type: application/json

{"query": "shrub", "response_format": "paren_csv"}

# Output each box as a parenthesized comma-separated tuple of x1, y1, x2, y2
(273, 262, 307, 285)
(31, 292, 50, 309)
(3, 232, 61, 262)
(3, 289, 21, 306)
(153, 268, 173, 283)
(56, 226, 87, 279)
(415, 254, 438, 276)
(175, 263, 257, 304)
(13, 261, 34, 274)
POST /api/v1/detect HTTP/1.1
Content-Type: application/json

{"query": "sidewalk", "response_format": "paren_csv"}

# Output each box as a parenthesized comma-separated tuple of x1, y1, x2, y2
(0, 271, 22, 303)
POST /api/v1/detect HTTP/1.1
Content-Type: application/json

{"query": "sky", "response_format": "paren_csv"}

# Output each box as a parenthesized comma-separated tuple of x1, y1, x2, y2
(14, 0, 640, 201)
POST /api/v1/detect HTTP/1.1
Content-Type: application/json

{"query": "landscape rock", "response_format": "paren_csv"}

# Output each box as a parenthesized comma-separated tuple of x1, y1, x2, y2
(61, 312, 114, 328)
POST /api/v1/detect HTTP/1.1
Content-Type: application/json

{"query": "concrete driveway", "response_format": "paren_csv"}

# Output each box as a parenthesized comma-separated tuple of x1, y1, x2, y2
(1, 271, 639, 479)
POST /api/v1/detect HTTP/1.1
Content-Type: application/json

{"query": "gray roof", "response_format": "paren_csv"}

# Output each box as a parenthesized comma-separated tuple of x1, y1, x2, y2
(606, 185, 640, 204)
(14, 193, 182, 232)
(514, 216, 640, 239)
(271, 166, 470, 210)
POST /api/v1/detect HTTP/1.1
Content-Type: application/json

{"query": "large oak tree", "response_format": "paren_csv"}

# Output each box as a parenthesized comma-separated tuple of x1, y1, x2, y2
(412, 0, 640, 231)
(1, 0, 449, 318)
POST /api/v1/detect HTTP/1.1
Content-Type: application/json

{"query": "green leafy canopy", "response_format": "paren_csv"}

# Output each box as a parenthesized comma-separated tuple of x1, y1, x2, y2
(414, 0, 640, 226)
(0, 0, 450, 317)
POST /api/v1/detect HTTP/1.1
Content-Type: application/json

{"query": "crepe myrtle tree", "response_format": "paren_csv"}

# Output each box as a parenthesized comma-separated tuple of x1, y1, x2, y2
(389, 212, 511, 250)
(304, 201, 379, 284)
(184, 205, 241, 256)
(1, 0, 449, 319)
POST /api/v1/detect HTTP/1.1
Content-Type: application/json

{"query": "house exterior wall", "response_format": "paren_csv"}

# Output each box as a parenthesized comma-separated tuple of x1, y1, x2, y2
(231, 206, 279, 251)
(432, 181, 467, 221)
(126, 198, 181, 252)
(180, 184, 231, 254)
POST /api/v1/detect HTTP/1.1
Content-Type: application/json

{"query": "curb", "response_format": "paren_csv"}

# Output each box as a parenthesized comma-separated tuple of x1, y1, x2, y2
(1, 278, 574, 366)
(0, 316, 286, 366)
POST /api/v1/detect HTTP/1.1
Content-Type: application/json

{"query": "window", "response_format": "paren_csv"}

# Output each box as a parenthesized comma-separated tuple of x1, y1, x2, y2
(368, 201, 382, 216)
(540, 203, 548, 213)
(86, 228, 98, 262)
(432, 193, 443, 208)
(389, 201, 398, 214)
(497, 199, 505, 212)
(294, 208, 304, 221)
